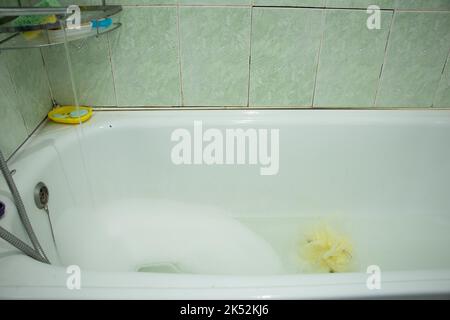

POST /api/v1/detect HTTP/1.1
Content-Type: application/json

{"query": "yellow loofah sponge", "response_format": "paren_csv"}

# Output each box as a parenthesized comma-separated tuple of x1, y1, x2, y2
(299, 224, 353, 273)
(22, 15, 57, 40)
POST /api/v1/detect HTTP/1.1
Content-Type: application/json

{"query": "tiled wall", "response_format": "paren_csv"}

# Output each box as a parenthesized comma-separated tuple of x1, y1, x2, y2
(0, 1, 53, 158)
(0, 48, 53, 158)
(42, 0, 450, 108)
(1, 0, 450, 157)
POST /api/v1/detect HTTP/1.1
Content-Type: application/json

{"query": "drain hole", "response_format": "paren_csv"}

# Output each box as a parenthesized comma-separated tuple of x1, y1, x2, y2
(137, 262, 181, 274)
(34, 182, 49, 209)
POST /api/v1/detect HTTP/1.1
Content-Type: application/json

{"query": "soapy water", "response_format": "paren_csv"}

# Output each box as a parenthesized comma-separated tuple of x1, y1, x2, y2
(54, 199, 284, 275)
(53, 199, 450, 275)
(241, 213, 450, 273)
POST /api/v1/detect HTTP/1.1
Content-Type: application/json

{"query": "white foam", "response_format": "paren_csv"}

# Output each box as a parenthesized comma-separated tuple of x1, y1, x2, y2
(54, 199, 284, 275)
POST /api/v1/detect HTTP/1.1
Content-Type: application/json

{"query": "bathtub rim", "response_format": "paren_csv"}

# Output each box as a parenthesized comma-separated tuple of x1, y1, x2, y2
(6, 107, 450, 162)
(0, 254, 450, 299)
(2, 108, 450, 299)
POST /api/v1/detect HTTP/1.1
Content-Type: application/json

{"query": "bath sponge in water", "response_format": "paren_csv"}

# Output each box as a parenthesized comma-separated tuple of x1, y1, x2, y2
(299, 223, 353, 273)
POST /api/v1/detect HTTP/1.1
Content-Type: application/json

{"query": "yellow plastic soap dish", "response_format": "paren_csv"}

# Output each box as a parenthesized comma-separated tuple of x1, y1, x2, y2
(48, 106, 93, 124)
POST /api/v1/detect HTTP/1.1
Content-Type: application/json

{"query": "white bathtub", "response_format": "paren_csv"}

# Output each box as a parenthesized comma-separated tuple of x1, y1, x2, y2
(0, 109, 450, 299)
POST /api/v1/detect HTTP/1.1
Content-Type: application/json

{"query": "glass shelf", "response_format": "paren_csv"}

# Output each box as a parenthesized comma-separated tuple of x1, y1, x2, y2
(0, 5, 122, 50)
(0, 22, 121, 50)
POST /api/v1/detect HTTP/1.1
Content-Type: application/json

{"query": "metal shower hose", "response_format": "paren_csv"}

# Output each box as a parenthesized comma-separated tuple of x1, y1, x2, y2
(0, 149, 49, 264)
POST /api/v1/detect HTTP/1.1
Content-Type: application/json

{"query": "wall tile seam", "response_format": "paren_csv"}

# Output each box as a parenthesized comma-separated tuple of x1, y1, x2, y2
(39, 48, 57, 107)
(374, 9, 450, 108)
(176, 4, 185, 107)
(432, 47, 450, 107)
(3, 54, 31, 133)
(372, 9, 395, 107)
(119, 5, 450, 12)
(246, 5, 253, 108)
(106, 33, 120, 107)
(311, 9, 327, 108)
(5, 116, 47, 162)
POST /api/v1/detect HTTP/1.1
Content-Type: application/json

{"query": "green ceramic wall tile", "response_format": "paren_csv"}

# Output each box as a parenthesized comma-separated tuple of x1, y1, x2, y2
(434, 53, 450, 108)
(376, 12, 450, 108)
(0, 36, 9, 44)
(109, 7, 180, 106)
(18, 0, 33, 5)
(108, 1, 176, 5)
(254, 0, 325, 6)
(395, 0, 450, 10)
(0, 102, 27, 158)
(42, 36, 117, 106)
(58, 0, 101, 4)
(180, 7, 251, 106)
(1, 0, 20, 6)
(77, 0, 102, 4)
(0, 32, 14, 42)
(314, 9, 392, 108)
(326, 0, 395, 8)
(179, 0, 250, 4)
(23, 0, 101, 4)
(5, 49, 52, 131)
(0, 58, 28, 158)
(249, 8, 323, 107)
(254, 0, 450, 9)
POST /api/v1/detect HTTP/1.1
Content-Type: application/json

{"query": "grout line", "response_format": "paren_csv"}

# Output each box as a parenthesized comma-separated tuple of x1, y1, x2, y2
(39, 47, 57, 107)
(91, 106, 450, 111)
(373, 9, 396, 107)
(311, 9, 327, 108)
(4, 52, 28, 133)
(106, 32, 119, 108)
(246, 6, 254, 108)
(254, 5, 392, 11)
(121, 5, 249, 8)
(120, 5, 178, 7)
(116, 3, 450, 12)
(431, 47, 450, 108)
(7, 116, 48, 162)
(176, 3, 185, 107)
(392, 8, 450, 12)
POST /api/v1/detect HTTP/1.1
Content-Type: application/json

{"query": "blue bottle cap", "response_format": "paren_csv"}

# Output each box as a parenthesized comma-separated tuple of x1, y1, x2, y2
(91, 18, 112, 29)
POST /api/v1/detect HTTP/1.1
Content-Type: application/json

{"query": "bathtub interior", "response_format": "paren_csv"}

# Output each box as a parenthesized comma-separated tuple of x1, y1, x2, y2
(1, 110, 450, 279)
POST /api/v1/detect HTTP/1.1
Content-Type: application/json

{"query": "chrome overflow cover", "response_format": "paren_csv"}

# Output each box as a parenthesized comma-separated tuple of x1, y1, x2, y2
(34, 182, 49, 210)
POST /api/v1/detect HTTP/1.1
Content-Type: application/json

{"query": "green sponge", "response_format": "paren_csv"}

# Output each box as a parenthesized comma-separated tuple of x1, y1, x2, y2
(12, 0, 61, 28)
